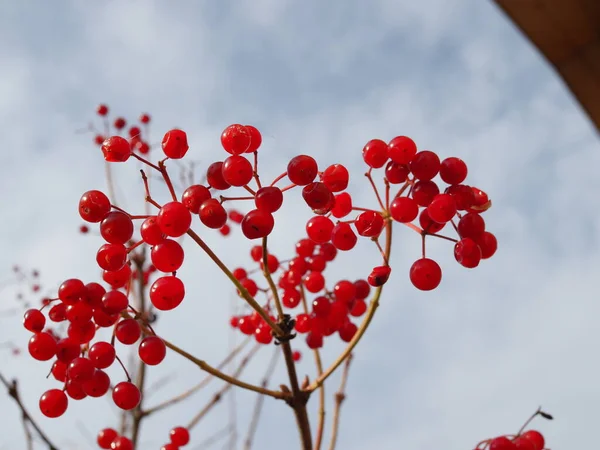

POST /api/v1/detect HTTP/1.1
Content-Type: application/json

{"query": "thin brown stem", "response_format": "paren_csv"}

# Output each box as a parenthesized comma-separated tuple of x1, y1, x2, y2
(327, 354, 353, 450)
(0, 373, 59, 450)
(365, 170, 386, 211)
(261, 237, 285, 320)
(158, 160, 178, 201)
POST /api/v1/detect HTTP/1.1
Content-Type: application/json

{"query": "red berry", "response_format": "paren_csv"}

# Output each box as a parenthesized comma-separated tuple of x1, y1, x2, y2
(140, 216, 166, 245)
(362, 139, 388, 168)
(115, 319, 141, 345)
(354, 279, 371, 299)
(150, 276, 185, 311)
(101, 136, 131, 162)
(219, 224, 231, 236)
(304, 271, 325, 293)
(140, 113, 151, 123)
(100, 211, 134, 244)
(112, 382, 141, 410)
(23, 308, 45, 332)
(350, 299, 367, 316)
(229, 209, 244, 223)
(312, 296, 331, 317)
(113, 117, 126, 129)
(79, 190, 111, 223)
(239, 278, 258, 297)
(388, 136, 417, 164)
(111, 436, 134, 450)
(199, 199, 228, 229)
(244, 125, 262, 153)
(445, 184, 475, 210)
(457, 212, 485, 239)
(103, 264, 132, 289)
(489, 436, 516, 450)
(65, 379, 86, 400)
(255, 186, 284, 212)
(151, 239, 184, 272)
(521, 430, 544, 450)
(67, 320, 96, 344)
(513, 437, 535, 450)
(331, 192, 352, 218)
(67, 357, 95, 383)
(287, 155, 318, 186)
(49, 303, 67, 322)
(454, 238, 482, 268)
(96, 104, 109, 116)
(241, 209, 274, 239)
(317, 242, 337, 261)
(170, 426, 190, 446)
(28, 332, 57, 361)
(157, 201, 192, 237)
(306, 216, 334, 243)
(419, 208, 445, 233)
(390, 197, 418, 223)
(331, 222, 357, 251)
(206, 161, 231, 190)
(255, 326, 273, 344)
(89, 341, 116, 369)
(440, 157, 467, 185)
(96, 244, 128, 271)
(292, 350, 301, 362)
(409, 258, 442, 290)
(222, 155, 254, 186)
(221, 124, 251, 155)
(51, 360, 67, 382)
(65, 301, 93, 324)
(102, 290, 129, 314)
(58, 278, 86, 305)
(333, 280, 356, 303)
(302, 182, 334, 213)
(39, 389, 68, 418)
(339, 321, 358, 342)
(97, 428, 118, 449)
(306, 332, 323, 349)
(139, 336, 167, 365)
(56, 337, 80, 363)
(410, 150, 440, 181)
(475, 231, 498, 259)
(181, 185, 211, 214)
(321, 164, 349, 192)
(427, 193, 457, 223)
(412, 180, 440, 207)
(162, 129, 189, 159)
(260, 254, 279, 273)
(354, 210, 385, 237)
(282, 289, 301, 308)
(296, 238, 316, 257)
(83, 369, 111, 398)
(368, 266, 392, 287)
(128, 126, 141, 138)
(385, 161, 410, 184)
(295, 314, 311, 333)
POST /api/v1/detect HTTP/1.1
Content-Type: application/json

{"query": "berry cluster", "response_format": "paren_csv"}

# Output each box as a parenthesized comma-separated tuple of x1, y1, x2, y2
(477, 429, 546, 450)
(97, 426, 189, 450)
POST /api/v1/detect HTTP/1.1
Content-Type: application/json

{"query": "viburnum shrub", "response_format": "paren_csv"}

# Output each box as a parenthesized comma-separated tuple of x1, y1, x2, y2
(0, 104, 552, 450)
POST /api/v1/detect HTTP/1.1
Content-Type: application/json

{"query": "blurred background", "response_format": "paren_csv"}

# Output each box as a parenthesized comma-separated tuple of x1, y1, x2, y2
(1, 1, 599, 449)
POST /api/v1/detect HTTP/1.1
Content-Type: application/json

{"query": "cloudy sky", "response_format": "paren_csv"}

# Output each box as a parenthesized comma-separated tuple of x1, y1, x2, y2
(1, 1, 599, 449)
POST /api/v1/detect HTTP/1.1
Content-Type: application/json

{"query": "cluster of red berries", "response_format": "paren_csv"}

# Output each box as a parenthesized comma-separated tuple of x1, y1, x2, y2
(96, 426, 189, 450)
(480, 429, 546, 450)
(94, 104, 151, 155)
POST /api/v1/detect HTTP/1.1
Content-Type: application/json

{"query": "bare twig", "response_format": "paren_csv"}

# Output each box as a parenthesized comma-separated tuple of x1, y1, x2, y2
(327, 354, 353, 450)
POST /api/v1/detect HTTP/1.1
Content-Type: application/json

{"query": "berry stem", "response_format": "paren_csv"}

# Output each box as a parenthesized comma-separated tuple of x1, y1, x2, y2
(261, 237, 285, 320)
(327, 353, 353, 450)
(131, 152, 161, 171)
(126, 239, 145, 253)
(114, 355, 132, 382)
(270, 172, 288, 187)
(158, 160, 178, 202)
(516, 406, 543, 437)
(0, 373, 59, 450)
(365, 169, 386, 211)
(306, 218, 393, 392)
(242, 185, 256, 196)
(186, 229, 284, 336)
(252, 151, 262, 189)
(280, 183, 297, 193)
(427, 232, 458, 243)
(219, 195, 255, 203)
(140, 170, 163, 209)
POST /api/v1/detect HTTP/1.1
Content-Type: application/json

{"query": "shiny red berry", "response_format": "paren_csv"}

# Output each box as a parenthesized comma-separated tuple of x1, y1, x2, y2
(287, 155, 318, 186)
(101, 136, 131, 162)
(362, 139, 388, 168)
(409, 258, 442, 291)
(162, 129, 189, 159)
(221, 124, 251, 155)
(39, 389, 68, 418)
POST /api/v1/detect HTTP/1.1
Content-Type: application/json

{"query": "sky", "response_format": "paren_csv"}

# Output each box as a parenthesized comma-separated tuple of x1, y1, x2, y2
(1, 1, 599, 449)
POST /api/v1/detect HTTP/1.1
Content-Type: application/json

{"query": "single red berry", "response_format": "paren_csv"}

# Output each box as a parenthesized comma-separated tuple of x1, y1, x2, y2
(51, 360, 67, 382)
(440, 157, 468, 185)
(512, 437, 535, 450)
(331, 192, 353, 218)
(113, 117, 126, 129)
(350, 299, 367, 316)
(39, 389, 68, 418)
(306, 216, 334, 243)
(102, 290, 129, 314)
(221, 124, 251, 154)
(233, 268, 247, 280)
(229, 209, 244, 223)
(128, 126, 141, 138)
(181, 185, 211, 214)
(55, 337, 80, 363)
(303, 271, 325, 293)
(93, 308, 119, 327)
(410, 150, 440, 181)
(23, 309, 45, 332)
(65, 301, 93, 324)
(199, 199, 228, 229)
(287, 155, 318, 186)
(96, 104, 109, 116)
(150, 276, 185, 311)
(112, 382, 141, 410)
(331, 222, 357, 251)
(296, 238, 316, 257)
(368, 266, 392, 287)
(65, 379, 86, 400)
(83, 369, 110, 397)
(292, 350, 301, 362)
(206, 161, 231, 190)
(157, 201, 192, 237)
(239, 279, 257, 297)
(80, 224, 90, 233)
(250, 245, 263, 261)
(241, 209, 274, 239)
(140, 113, 151, 123)
(295, 314, 311, 333)
(139, 336, 167, 365)
(445, 184, 475, 210)
(101, 136, 131, 162)
(302, 182, 334, 212)
(457, 212, 485, 239)
(134, 140, 150, 154)
(282, 289, 301, 308)
(162, 129, 189, 159)
(28, 332, 57, 361)
(489, 436, 516, 450)
(318, 242, 338, 261)
(103, 264, 132, 289)
(475, 231, 498, 259)
(67, 357, 95, 383)
(469, 186, 490, 212)
(390, 197, 419, 223)
(260, 254, 279, 273)
(115, 319, 141, 345)
(219, 224, 231, 236)
(306, 332, 323, 349)
(111, 436, 134, 450)
(412, 180, 440, 207)
(58, 278, 86, 305)
(255, 186, 284, 212)
(170, 426, 191, 446)
(419, 208, 445, 233)
(89, 341, 116, 369)
(312, 296, 332, 317)
(354, 210, 385, 237)
(339, 321, 358, 342)
(427, 193, 457, 223)
(97, 428, 118, 449)
(151, 239, 184, 272)
(388, 136, 417, 164)
(67, 320, 96, 344)
(100, 211, 134, 244)
(79, 190, 111, 223)
(521, 430, 544, 450)
(96, 243, 128, 271)
(321, 164, 349, 192)
(255, 326, 273, 344)
(222, 154, 254, 186)
(333, 280, 356, 303)
(362, 139, 388, 168)
(454, 238, 482, 268)
(385, 161, 410, 184)
(244, 125, 262, 153)
(409, 258, 442, 290)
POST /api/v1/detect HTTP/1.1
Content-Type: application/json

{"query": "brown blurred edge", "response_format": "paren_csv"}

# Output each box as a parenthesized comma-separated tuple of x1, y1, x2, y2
(493, 0, 600, 133)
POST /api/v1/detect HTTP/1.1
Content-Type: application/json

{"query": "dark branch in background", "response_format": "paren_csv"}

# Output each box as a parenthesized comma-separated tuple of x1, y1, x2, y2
(243, 348, 280, 450)
(191, 425, 233, 450)
(0, 373, 59, 450)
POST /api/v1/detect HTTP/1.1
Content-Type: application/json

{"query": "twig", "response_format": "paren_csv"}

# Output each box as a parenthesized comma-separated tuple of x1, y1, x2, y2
(243, 348, 280, 450)
(327, 354, 353, 450)
(21, 414, 33, 450)
(193, 425, 233, 449)
(0, 373, 59, 450)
